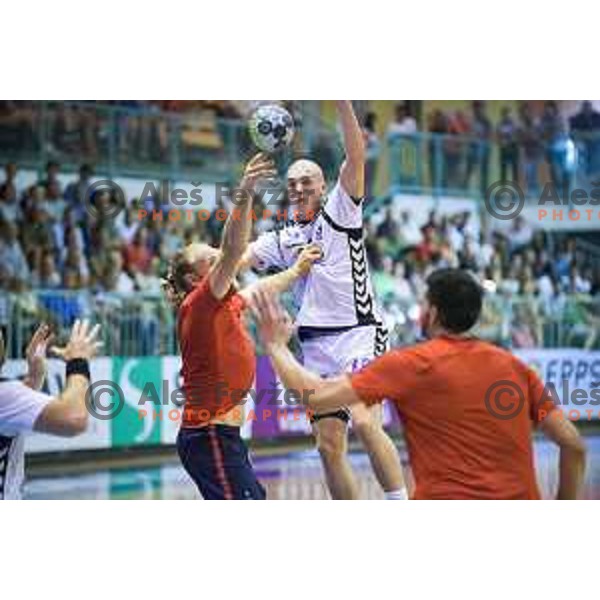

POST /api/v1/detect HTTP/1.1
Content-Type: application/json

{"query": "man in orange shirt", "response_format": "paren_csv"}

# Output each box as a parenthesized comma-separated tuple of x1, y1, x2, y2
(251, 268, 587, 499)
(163, 153, 321, 500)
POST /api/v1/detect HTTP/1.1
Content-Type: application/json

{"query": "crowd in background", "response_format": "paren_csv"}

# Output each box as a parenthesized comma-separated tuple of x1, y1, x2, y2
(0, 101, 298, 167)
(1, 156, 599, 356)
(366, 204, 600, 349)
(363, 100, 600, 196)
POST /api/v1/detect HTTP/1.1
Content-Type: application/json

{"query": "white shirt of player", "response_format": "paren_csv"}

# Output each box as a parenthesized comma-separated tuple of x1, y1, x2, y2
(0, 381, 51, 500)
(249, 179, 382, 329)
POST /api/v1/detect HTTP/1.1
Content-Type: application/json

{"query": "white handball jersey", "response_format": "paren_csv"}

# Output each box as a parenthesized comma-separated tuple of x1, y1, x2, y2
(0, 380, 52, 500)
(250, 179, 382, 329)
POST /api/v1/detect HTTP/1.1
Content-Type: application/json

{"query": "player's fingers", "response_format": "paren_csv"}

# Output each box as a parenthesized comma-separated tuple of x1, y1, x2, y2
(265, 292, 282, 324)
(246, 165, 276, 179)
(85, 324, 101, 344)
(71, 319, 82, 340)
(90, 341, 104, 355)
(249, 289, 267, 321)
(42, 333, 56, 350)
(41, 324, 54, 343)
(29, 323, 48, 348)
(247, 152, 268, 167)
(48, 346, 66, 359)
(79, 319, 91, 339)
(256, 289, 271, 319)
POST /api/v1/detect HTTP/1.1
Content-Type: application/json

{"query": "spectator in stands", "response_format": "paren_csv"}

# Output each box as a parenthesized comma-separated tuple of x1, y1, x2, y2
(41, 181, 66, 224)
(116, 204, 139, 245)
(31, 251, 61, 289)
(569, 101, 600, 177)
(0, 220, 29, 285)
(508, 216, 534, 253)
(445, 111, 470, 189)
(511, 304, 539, 348)
(0, 162, 18, 201)
(428, 109, 448, 189)
(392, 262, 414, 301)
(62, 242, 89, 288)
(376, 206, 399, 240)
(517, 102, 543, 194)
(458, 237, 479, 271)
(39, 160, 62, 192)
(415, 223, 439, 264)
(0, 178, 19, 222)
(102, 250, 135, 294)
(54, 208, 85, 258)
(564, 265, 592, 294)
(64, 164, 93, 218)
(387, 103, 418, 137)
(124, 227, 153, 275)
(554, 237, 576, 279)
(372, 256, 397, 300)
(464, 101, 492, 193)
(21, 191, 56, 254)
(398, 210, 422, 247)
(497, 106, 519, 182)
(540, 101, 564, 184)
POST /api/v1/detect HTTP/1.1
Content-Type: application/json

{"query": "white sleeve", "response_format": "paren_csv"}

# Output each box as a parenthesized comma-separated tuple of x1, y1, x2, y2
(0, 381, 53, 436)
(248, 231, 288, 272)
(323, 179, 363, 229)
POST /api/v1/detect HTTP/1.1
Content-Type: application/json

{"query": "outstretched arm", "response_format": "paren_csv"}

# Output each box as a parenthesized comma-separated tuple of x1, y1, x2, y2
(249, 289, 362, 412)
(209, 153, 276, 300)
(34, 320, 103, 437)
(239, 244, 322, 301)
(336, 100, 366, 198)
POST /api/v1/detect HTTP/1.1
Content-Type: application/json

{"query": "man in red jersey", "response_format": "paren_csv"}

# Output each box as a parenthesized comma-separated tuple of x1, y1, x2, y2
(251, 268, 587, 499)
(164, 153, 321, 500)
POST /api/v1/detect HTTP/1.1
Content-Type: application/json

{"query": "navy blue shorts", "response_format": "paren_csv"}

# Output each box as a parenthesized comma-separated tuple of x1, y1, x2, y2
(176, 425, 266, 500)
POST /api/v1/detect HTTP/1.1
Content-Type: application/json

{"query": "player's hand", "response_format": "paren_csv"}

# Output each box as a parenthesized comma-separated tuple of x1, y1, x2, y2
(292, 244, 322, 276)
(240, 153, 277, 189)
(249, 289, 294, 349)
(50, 319, 103, 361)
(25, 323, 54, 389)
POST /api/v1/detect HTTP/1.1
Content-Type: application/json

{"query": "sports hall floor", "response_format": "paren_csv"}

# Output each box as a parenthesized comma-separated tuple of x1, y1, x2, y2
(24, 434, 600, 499)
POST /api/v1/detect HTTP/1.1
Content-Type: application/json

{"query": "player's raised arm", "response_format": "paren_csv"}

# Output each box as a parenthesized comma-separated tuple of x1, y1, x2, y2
(34, 320, 103, 437)
(239, 244, 321, 301)
(209, 153, 276, 300)
(250, 289, 362, 411)
(336, 100, 366, 198)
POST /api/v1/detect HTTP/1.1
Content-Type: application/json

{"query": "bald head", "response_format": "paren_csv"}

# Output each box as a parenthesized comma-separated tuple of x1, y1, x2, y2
(287, 159, 324, 182)
(286, 159, 326, 222)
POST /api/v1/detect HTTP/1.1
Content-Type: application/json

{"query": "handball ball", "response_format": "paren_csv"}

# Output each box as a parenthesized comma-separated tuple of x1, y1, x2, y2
(249, 104, 295, 154)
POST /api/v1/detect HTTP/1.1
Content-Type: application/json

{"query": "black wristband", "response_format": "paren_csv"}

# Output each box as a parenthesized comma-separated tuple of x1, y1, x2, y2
(66, 358, 91, 380)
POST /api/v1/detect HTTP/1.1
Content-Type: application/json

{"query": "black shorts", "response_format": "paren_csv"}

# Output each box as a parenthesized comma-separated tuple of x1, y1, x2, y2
(176, 425, 266, 500)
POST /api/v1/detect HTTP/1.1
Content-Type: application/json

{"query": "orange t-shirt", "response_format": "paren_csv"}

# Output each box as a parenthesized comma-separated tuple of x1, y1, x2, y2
(350, 336, 557, 499)
(178, 278, 255, 427)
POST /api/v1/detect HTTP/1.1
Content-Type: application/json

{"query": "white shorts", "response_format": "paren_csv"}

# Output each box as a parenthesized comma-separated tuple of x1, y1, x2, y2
(301, 325, 389, 379)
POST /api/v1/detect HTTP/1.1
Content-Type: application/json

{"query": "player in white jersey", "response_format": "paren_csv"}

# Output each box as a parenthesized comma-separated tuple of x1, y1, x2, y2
(241, 101, 406, 499)
(0, 320, 102, 499)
